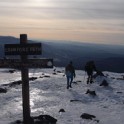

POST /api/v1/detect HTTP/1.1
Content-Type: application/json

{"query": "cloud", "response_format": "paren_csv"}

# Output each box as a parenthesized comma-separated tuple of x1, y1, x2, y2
(0, 0, 124, 20)
(0, 0, 124, 44)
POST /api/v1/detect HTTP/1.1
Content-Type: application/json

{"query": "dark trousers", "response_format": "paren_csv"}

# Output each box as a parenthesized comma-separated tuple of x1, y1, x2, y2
(66, 75, 73, 88)
(87, 71, 93, 84)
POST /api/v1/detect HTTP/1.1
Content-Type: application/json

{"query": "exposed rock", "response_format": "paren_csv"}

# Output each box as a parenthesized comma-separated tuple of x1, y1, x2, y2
(70, 99, 82, 102)
(59, 108, 65, 112)
(80, 113, 96, 120)
(39, 76, 43, 78)
(86, 89, 96, 96)
(10, 81, 22, 87)
(76, 80, 82, 82)
(44, 75, 50, 78)
(33, 115, 57, 124)
(2, 80, 22, 87)
(9, 70, 16, 73)
(116, 91, 122, 94)
(0, 87, 7, 93)
(117, 78, 124, 80)
(29, 77, 38, 81)
(52, 72, 57, 75)
(57, 71, 62, 73)
(100, 79, 109, 86)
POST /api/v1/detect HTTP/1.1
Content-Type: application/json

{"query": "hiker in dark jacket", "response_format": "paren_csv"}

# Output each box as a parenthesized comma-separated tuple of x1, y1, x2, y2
(65, 61, 76, 89)
(85, 61, 97, 84)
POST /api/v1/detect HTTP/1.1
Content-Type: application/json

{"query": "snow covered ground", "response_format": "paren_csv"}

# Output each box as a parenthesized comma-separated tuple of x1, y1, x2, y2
(0, 67, 124, 124)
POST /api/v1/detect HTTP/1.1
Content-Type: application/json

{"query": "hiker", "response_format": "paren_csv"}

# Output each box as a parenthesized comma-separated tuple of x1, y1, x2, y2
(84, 61, 97, 84)
(65, 61, 76, 89)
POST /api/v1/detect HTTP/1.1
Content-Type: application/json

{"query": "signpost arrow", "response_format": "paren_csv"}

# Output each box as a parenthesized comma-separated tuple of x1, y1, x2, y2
(0, 59, 53, 68)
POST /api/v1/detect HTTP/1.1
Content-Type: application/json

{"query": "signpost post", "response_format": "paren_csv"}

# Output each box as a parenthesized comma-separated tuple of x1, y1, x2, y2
(1, 34, 53, 124)
(20, 34, 30, 124)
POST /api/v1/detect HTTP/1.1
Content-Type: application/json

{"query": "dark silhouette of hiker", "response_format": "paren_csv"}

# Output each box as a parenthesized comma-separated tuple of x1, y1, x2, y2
(65, 61, 76, 89)
(85, 61, 96, 84)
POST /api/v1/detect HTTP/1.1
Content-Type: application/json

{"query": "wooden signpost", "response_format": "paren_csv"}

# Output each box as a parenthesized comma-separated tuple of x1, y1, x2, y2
(0, 34, 53, 124)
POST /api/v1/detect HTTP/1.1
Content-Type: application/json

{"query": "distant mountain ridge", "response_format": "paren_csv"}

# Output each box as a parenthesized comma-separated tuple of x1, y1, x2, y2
(0, 36, 124, 73)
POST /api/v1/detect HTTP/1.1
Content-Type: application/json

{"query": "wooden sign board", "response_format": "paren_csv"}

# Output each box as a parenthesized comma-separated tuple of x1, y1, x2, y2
(4, 43, 42, 55)
(0, 59, 53, 68)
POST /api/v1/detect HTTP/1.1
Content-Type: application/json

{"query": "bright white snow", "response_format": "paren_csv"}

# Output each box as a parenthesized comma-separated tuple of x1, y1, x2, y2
(0, 68, 124, 124)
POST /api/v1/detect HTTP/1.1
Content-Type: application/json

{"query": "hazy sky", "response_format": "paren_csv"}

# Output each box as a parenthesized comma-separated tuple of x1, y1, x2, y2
(0, 0, 124, 45)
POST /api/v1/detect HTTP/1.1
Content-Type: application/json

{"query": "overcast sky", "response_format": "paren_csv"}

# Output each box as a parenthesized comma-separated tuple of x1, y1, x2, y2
(0, 0, 124, 45)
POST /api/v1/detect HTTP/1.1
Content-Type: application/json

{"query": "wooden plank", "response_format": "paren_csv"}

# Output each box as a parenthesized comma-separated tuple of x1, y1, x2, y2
(0, 59, 53, 68)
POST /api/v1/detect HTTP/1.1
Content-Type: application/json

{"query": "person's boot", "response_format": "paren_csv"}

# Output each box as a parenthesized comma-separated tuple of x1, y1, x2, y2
(90, 80, 93, 84)
(87, 80, 89, 84)
(67, 85, 69, 89)
(87, 77, 90, 84)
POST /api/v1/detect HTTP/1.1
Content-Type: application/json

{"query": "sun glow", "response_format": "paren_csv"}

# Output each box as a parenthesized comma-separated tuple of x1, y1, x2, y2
(27, 0, 55, 7)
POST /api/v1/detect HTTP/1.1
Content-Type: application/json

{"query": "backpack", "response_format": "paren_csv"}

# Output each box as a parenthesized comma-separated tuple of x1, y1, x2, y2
(65, 64, 75, 76)
(85, 61, 95, 71)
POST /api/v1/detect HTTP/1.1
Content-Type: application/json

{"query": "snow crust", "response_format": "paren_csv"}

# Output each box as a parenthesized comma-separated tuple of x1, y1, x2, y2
(0, 68, 124, 124)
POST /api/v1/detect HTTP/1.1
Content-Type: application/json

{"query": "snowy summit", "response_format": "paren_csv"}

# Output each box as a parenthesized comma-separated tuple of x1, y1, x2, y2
(0, 67, 124, 124)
